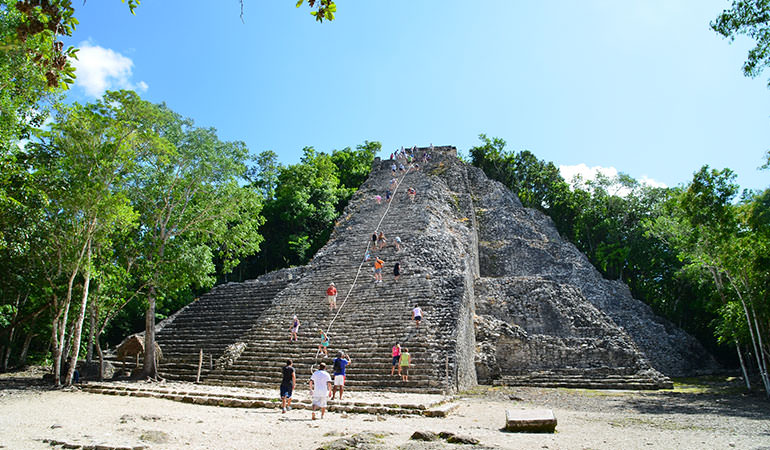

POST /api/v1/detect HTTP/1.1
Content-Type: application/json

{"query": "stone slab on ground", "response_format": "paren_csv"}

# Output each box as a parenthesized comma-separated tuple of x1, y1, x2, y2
(505, 408, 557, 433)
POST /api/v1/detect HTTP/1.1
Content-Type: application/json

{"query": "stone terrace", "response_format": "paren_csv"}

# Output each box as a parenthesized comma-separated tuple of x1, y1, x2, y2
(144, 146, 717, 393)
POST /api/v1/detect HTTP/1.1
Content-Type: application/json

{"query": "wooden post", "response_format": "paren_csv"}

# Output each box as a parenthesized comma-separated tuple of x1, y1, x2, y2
(196, 349, 203, 384)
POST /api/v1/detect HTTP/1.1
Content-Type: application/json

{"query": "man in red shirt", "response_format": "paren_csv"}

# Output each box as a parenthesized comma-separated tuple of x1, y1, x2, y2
(326, 282, 337, 310)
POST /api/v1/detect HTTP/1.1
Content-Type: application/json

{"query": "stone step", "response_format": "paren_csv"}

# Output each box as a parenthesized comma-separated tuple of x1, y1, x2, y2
(494, 375, 673, 390)
(79, 383, 455, 415)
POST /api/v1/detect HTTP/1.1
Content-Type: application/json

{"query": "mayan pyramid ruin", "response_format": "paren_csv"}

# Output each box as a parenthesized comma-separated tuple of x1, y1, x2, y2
(149, 146, 719, 393)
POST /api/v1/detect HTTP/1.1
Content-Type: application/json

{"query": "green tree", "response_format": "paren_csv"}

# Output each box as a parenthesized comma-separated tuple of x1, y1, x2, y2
(712, 0, 770, 86)
(26, 90, 149, 385)
(650, 166, 769, 395)
(125, 105, 264, 378)
(331, 141, 381, 191)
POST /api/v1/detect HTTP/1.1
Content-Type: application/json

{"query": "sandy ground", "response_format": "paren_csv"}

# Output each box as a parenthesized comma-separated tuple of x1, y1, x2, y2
(1, 369, 769, 450)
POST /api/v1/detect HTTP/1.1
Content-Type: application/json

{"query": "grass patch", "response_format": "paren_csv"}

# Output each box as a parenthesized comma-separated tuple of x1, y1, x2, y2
(670, 376, 747, 395)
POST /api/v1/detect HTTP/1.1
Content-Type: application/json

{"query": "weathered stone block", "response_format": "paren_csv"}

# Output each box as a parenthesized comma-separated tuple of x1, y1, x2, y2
(505, 409, 556, 433)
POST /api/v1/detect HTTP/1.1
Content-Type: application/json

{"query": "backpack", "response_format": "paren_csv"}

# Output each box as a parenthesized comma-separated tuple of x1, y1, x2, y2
(333, 358, 342, 373)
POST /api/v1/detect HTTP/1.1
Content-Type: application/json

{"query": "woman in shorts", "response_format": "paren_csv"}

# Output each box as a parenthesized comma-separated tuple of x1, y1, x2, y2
(290, 315, 300, 342)
(390, 343, 401, 376)
(318, 329, 330, 357)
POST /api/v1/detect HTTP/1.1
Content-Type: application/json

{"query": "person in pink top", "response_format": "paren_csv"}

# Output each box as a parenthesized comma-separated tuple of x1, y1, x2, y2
(390, 343, 401, 376)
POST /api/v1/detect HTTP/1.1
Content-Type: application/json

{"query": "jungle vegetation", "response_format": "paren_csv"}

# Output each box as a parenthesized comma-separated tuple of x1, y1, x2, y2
(0, 0, 767, 396)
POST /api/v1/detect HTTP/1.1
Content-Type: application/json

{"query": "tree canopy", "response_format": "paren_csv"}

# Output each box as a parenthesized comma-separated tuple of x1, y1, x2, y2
(712, 0, 770, 86)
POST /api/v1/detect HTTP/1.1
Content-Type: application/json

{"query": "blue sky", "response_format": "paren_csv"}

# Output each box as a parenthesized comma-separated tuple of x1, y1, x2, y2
(65, 1, 768, 191)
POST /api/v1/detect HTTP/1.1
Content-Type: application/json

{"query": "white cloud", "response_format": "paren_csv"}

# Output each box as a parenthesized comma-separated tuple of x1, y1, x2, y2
(559, 163, 667, 196)
(559, 163, 619, 186)
(73, 41, 148, 98)
(639, 175, 667, 189)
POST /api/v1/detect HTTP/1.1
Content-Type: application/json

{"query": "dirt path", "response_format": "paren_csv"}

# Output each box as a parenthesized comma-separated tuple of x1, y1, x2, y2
(1, 371, 768, 450)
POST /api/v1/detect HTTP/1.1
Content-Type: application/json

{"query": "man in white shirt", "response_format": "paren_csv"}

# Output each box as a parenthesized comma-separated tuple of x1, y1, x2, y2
(309, 362, 333, 420)
(412, 305, 423, 328)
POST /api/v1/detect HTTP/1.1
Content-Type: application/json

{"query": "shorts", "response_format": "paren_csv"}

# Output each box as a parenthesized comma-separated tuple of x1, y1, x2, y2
(333, 375, 345, 386)
(414, 316, 422, 321)
(312, 395, 328, 408)
(374, 268, 382, 274)
(280, 384, 293, 398)
(328, 295, 336, 303)
(392, 356, 400, 366)
(321, 341, 329, 347)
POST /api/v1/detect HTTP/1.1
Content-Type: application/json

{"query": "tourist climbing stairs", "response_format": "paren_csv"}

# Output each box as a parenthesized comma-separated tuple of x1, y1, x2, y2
(155, 151, 462, 394)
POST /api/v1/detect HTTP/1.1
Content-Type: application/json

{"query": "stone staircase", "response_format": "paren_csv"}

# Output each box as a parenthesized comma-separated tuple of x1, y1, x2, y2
(493, 368, 674, 390)
(155, 148, 478, 394)
(136, 145, 718, 394)
(156, 269, 303, 381)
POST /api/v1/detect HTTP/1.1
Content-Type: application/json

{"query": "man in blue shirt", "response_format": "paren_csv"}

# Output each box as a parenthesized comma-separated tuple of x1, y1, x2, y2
(331, 351, 352, 400)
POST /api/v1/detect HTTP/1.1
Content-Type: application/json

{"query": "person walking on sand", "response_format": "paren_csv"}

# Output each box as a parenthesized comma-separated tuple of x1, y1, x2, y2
(399, 348, 411, 381)
(331, 351, 352, 400)
(373, 257, 384, 283)
(326, 282, 337, 311)
(309, 362, 332, 420)
(290, 315, 301, 342)
(412, 305, 423, 328)
(318, 329, 330, 357)
(390, 343, 401, 376)
(280, 359, 296, 413)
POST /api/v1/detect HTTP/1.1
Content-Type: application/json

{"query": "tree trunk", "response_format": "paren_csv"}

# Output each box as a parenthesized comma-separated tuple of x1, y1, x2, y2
(18, 332, 36, 368)
(1, 326, 14, 371)
(736, 341, 751, 391)
(66, 241, 92, 386)
(86, 300, 95, 364)
(95, 332, 104, 382)
(727, 273, 770, 397)
(51, 317, 62, 386)
(1, 294, 21, 371)
(748, 300, 769, 396)
(142, 285, 158, 379)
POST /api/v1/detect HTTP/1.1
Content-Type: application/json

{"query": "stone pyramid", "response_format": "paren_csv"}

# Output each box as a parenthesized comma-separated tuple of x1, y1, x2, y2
(152, 147, 719, 392)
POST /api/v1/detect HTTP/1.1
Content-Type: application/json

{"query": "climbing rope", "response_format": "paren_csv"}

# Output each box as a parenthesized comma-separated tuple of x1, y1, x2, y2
(313, 157, 415, 362)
